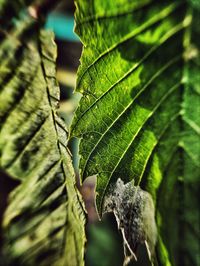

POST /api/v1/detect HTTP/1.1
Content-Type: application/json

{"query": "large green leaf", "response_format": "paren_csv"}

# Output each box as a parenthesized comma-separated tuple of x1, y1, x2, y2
(0, 3, 85, 265)
(72, 0, 200, 265)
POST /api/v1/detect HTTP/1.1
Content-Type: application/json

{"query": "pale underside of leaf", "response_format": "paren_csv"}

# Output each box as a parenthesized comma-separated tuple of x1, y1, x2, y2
(0, 5, 85, 266)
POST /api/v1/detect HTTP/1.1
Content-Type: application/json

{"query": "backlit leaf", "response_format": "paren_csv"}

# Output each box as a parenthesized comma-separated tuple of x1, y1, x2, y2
(72, 0, 200, 265)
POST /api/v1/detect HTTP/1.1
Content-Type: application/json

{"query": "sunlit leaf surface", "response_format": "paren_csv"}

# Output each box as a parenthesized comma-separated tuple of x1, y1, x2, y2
(72, 0, 200, 265)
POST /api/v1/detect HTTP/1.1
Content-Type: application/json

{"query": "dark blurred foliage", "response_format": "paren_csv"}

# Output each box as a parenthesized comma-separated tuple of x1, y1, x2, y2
(85, 213, 124, 266)
(0, 171, 20, 249)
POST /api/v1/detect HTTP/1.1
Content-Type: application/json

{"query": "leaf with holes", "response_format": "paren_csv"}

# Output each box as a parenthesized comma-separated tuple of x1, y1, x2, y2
(72, 0, 200, 265)
(0, 2, 85, 265)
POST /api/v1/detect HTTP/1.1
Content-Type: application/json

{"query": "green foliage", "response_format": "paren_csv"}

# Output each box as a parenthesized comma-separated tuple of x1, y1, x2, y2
(72, 0, 200, 265)
(0, 1, 85, 265)
(86, 215, 124, 266)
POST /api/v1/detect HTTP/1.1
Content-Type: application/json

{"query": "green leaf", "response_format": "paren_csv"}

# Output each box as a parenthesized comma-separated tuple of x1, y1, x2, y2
(0, 5, 85, 266)
(72, 0, 200, 265)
